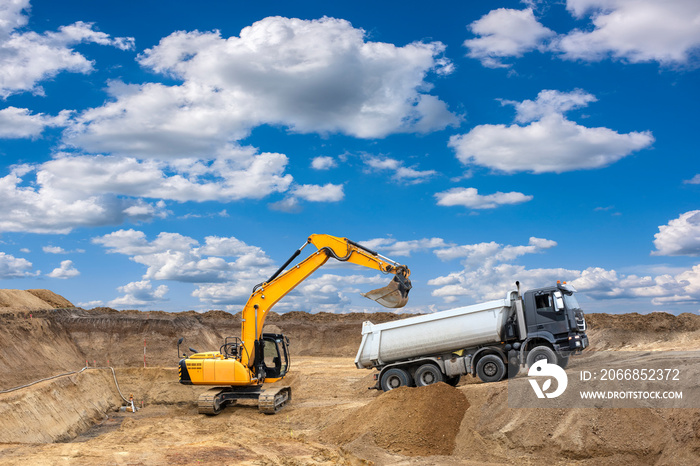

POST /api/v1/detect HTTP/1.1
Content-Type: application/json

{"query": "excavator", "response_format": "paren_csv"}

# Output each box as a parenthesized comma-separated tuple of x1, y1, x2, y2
(177, 234, 411, 415)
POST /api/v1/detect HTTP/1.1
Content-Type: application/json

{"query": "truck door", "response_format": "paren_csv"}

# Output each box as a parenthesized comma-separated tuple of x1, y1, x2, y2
(533, 292, 568, 336)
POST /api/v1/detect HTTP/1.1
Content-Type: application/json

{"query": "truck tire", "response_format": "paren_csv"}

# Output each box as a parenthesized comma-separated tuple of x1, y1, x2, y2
(414, 364, 444, 387)
(380, 368, 412, 391)
(526, 345, 557, 368)
(445, 375, 461, 387)
(476, 355, 506, 383)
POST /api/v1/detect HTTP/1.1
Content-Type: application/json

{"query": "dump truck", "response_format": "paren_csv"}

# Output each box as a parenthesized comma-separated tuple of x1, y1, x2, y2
(355, 281, 588, 390)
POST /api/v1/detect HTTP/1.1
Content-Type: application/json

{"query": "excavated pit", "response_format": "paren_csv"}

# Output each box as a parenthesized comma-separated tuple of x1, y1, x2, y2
(1, 289, 699, 465)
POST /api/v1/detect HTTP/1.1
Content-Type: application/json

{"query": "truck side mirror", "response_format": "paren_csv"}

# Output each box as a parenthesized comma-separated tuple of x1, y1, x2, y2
(553, 291, 565, 312)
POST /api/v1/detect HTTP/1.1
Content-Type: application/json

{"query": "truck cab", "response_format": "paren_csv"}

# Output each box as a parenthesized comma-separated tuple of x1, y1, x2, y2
(521, 282, 588, 359)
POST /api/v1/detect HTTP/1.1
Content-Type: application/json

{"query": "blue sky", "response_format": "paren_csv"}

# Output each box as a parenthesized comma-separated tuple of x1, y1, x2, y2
(1, 0, 699, 314)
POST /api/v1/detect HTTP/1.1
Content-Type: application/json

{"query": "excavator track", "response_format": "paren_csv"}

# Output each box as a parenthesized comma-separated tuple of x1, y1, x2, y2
(258, 386, 291, 414)
(198, 388, 226, 415)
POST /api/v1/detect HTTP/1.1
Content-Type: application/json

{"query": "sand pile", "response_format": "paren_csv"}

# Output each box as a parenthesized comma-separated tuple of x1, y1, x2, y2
(0, 289, 73, 312)
(320, 382, 469, 456)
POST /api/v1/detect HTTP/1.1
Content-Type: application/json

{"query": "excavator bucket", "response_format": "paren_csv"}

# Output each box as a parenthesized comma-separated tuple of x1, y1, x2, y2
(361, 275, 412, 308)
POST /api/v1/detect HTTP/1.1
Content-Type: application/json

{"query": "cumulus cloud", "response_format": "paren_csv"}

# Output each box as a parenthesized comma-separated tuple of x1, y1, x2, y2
(269, 182, 344, 212)
(0, 164, 168, 234)
(570, 265, 700, 305)
(449, 90, 654, 173)
(47, 259, 79, 279)
(65, 16, 457, 158)
(464, 8, 556, 68)
(363, 155, 436, 184)
(502, 89, 597, 124)
(0, 1, 134, 98)
(0, 251, 35, 278)
(652, 210, 700, 256)
(465, 2, 700, 68)
(0, 107, 71, 138)
(683, 174, 700, 185)
(108, 280, 168, 308)
(427, 235, 700, 307)
(435, 187, 533, 209)
(311, 156, 337, 170)
(555, 0, 700, 65)
(361, 237, 454, 257)
(93, 229, 275, 286)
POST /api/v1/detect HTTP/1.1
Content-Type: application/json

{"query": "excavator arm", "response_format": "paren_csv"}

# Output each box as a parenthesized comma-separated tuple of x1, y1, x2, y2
(240, 234, 411, 368)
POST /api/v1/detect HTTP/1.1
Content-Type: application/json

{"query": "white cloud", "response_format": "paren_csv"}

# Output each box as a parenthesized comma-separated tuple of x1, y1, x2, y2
(0, 251, 35, 278)
(435, 187, 533, 209)
(39, 152, 294, 202)
(465, 2, 700, 68)
(502, 89, 597, 124)
(269, 183, 344, 212)
(427, 235, 700, 307)
(555, 0, 700, 65)
(47, 259, 79, 279)
(0, 164, 168, 234)
(311, 156, 337, 170)
(0, 107, 71, 138)
(464, 8, 556, 68)
(77, 300, 103, 308)
(43, 246, 66, 254)
(291, 183, 344, 202)
(0, 1, 134, 98)
(0, 1, 30, 35)
(93, 229, 275, 285)
(449, 90, 654, 173)
(65, 16, 457, 158)
(0, 148, 301, 232)
(109, 280, 168, 308)
(361, 237, 453, 257)
(684, 174, 700, 185)
(652, 210, 700, 256)
(570, 265, 700, 305)
(363, 155, 436, 184)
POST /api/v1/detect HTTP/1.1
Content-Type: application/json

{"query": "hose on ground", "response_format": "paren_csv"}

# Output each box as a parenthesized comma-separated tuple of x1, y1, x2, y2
(0, 366, 130, 403)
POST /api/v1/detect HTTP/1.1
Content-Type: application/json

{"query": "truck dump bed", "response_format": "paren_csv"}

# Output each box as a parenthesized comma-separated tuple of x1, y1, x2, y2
(355, 298, 514, 369)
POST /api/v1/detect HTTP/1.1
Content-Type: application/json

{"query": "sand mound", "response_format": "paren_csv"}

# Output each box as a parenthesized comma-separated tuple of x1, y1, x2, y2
(320, 382, 469, 456)
(0, 289, 74, 312)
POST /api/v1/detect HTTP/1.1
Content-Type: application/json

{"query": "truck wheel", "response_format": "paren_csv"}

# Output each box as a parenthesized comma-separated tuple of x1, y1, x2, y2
(526, 345, 557, 368)
(380, 368, 411, 391)
(414, 364, 444, 387)
(476, 355, 506, 383)
(445, 375, 461, 387)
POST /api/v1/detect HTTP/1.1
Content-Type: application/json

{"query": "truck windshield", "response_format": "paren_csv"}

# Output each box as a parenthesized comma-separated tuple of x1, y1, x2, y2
(563, 293, 580, 310)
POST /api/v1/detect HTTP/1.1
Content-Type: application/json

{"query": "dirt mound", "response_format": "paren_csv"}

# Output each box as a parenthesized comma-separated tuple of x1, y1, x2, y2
(453, 381, 700, 465)
(26, 289, 74, 309)
(0, 289, 74, 312)
(585, 312, 700, 351)
(320, 382, 469, 456)
(586, 312, 700, 333)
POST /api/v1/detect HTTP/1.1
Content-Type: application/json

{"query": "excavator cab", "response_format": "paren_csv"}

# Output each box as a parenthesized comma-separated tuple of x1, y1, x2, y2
(261, 333, 290, 381)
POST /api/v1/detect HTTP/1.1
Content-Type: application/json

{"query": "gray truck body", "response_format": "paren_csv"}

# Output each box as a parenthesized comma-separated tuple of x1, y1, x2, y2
(355, 282, 589, 390)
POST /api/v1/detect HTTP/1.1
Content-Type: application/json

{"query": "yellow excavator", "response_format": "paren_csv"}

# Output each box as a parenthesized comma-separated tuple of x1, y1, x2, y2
(177, 234, 411, 415)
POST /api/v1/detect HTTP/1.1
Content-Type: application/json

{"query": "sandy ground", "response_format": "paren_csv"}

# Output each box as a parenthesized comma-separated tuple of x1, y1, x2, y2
(1, 289, 699, 465)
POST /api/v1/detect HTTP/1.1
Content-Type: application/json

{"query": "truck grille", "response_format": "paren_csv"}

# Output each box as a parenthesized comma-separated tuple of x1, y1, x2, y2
(576, 315, 586, 332)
